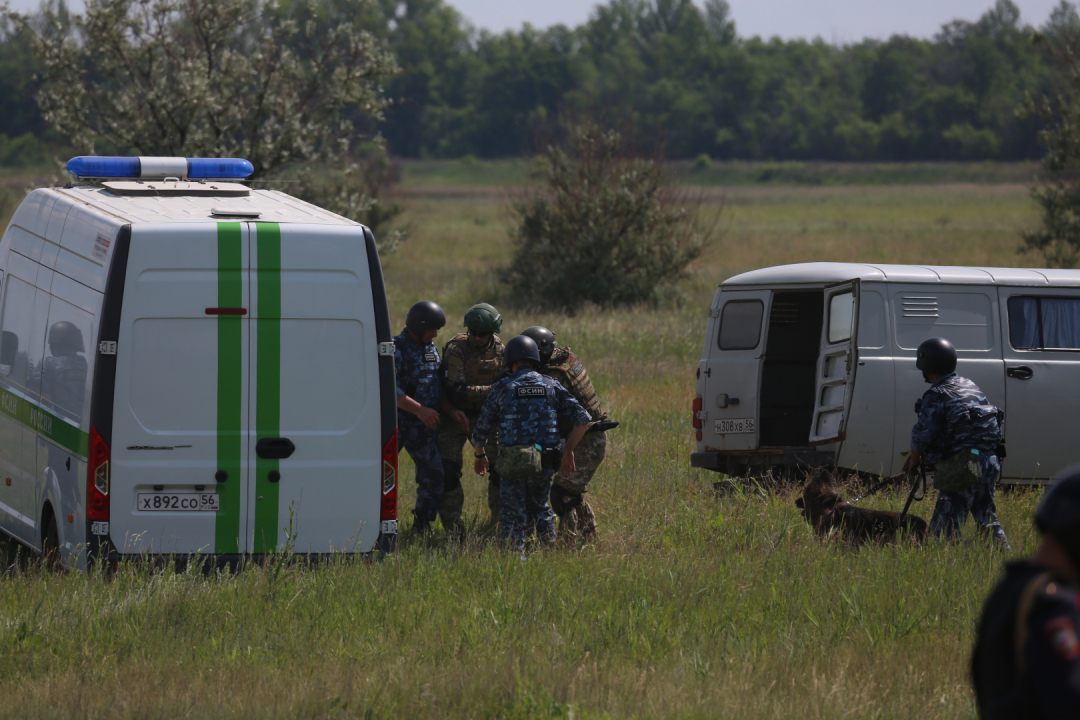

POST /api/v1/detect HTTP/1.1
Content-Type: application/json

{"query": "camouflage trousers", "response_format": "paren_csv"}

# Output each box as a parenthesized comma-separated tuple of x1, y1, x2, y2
(550, 433, 606, 543)
(437, 413, 500, 533)
(399, 418, 444, 524)
(930, 453, 1009, 547)
(501, 467, 556, 552)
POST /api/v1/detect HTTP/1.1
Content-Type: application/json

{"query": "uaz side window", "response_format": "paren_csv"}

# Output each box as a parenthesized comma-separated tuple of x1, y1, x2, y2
(717, 300, 764, 350)
(1008, 296, 1080, 350)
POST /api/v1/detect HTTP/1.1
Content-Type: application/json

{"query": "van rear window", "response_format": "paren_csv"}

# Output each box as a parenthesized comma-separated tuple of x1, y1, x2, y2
(718, 300, 764, 350)
(1008, 296, 1080, 350)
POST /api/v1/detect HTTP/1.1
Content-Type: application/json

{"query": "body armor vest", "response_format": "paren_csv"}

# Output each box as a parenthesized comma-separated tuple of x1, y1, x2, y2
(442, 333, 503, 412)
(544, 347, 603, 435)
(447, 333, 503, 387)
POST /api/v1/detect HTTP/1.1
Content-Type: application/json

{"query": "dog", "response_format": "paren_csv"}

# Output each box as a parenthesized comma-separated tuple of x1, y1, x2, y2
(794, 468, 928, 545)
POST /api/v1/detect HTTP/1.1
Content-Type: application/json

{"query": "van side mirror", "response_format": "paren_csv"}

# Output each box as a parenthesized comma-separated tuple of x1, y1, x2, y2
(0, 331, 17, 374)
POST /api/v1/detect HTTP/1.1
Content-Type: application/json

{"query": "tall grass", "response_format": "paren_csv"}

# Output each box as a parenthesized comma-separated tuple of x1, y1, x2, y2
(0, 180, 1048, 718)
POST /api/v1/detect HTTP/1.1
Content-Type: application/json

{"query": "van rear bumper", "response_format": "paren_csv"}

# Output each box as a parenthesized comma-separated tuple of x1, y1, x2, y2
(692, 448, 836, 473)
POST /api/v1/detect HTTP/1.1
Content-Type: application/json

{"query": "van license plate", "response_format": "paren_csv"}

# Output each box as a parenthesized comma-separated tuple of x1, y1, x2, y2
(715, 418, 755, 434)
(137, 493, 220, 512)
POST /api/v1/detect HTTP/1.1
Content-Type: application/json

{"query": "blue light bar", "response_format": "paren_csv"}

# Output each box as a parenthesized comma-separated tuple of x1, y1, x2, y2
(66, 156, 141, 178)
(187, 158, 254, 179)
(65, 156, 254, 180)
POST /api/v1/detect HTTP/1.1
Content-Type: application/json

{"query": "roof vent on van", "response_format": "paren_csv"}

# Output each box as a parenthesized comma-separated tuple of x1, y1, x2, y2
(902, 296, 939, 318)
(210, 208, 262, 218)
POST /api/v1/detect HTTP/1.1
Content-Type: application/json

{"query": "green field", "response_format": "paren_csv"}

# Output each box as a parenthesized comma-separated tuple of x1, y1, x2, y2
(0, 178, 1053, 718)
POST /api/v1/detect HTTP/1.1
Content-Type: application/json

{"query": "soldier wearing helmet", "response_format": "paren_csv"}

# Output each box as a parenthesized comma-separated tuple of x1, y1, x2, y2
(435, 303, 506, 537)
(470, 335, 592, 556)
(972, 465, 1080, 717)
(521, 325, 611, 547)
(392, 300, 467, 534)
(909, 337, 1009, 548)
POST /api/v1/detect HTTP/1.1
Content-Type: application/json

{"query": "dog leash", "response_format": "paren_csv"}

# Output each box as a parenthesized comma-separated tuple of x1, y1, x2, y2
(848, 473, 907, 504)
(897, 464, 927, 524)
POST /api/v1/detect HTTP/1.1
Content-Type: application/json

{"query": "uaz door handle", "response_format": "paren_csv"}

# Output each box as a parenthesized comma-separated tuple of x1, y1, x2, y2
(256, 437, 296, 459)
(1007, 366, 1034, 380)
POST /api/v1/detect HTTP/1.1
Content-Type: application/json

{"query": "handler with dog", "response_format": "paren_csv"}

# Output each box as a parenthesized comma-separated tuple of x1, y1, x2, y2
(909, 337, 1010, 549)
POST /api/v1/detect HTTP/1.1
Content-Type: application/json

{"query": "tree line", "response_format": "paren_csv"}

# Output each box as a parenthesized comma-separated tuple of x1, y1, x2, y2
(0, 0, 1075, 165)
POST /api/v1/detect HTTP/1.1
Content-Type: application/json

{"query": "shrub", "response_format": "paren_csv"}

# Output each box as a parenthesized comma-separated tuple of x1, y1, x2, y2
(501, 121, 714, 309)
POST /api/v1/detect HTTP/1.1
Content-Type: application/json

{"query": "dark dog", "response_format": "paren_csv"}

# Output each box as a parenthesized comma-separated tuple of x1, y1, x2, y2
(794, 468, 928, 545)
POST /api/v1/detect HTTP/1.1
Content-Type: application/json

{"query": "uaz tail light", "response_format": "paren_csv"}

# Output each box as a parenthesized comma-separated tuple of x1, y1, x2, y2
(692, 397, 703, 429)
(381, 429, 398, 524)
(87, 425, 110, 522)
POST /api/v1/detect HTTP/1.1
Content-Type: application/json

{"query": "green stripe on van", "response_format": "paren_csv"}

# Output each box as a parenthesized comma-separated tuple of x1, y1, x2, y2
(0, 385, 89, 457)
(215, 222, 244, 555)
(253, 223, 281, 553)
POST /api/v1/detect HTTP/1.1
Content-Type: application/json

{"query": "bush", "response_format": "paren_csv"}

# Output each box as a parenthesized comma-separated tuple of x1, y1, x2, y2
(501, 121, 714, 309)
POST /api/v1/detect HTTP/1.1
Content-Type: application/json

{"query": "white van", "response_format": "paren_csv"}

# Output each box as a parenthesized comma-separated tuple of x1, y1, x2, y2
(692, 262, 1080, 484)
(0, 156, 399, 570)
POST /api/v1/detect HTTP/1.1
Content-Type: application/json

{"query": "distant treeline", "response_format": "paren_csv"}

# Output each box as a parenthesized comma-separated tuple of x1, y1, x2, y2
(0, 0, 1074, 163)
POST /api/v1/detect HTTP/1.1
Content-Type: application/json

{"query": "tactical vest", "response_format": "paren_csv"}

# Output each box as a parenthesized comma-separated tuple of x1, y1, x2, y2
(500, 373, 559, 448)
(446, 333, 503, 387)
(544, 348, 603, 434)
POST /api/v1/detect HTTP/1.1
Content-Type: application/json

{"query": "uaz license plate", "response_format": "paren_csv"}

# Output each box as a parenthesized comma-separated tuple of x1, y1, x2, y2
(137, 493, 220, 512)
(715, 418, 755, 434)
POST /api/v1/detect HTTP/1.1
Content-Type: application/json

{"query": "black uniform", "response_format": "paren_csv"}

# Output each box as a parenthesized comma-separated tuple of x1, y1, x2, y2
(972, 559, 1080, 718)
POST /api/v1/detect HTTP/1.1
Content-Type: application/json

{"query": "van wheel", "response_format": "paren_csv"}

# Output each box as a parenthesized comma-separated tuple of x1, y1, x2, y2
(40, 511, 61, 571)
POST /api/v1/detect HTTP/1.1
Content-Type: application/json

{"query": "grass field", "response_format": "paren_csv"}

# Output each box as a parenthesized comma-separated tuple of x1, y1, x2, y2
(0, 177, 1054, 718)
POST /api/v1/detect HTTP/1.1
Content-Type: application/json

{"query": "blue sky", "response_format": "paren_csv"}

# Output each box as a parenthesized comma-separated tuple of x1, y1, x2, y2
(3, 0, 1064, 41)
(444, 0, 1061, 40)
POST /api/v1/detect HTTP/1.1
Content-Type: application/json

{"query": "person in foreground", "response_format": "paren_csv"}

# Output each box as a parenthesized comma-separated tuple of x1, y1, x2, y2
(470, 335, 591, 557)
(972, 465, 1080, 718)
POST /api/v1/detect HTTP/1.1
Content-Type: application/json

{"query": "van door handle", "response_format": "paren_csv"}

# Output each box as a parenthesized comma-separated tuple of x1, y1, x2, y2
(255, 437, 296, 459)
(1007, 366, 1033, 380)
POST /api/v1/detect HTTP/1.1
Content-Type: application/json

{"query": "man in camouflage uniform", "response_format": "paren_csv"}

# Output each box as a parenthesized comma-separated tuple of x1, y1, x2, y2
(521, 326, 611, 546)
(436, 303, 505, 537)
(393, 300, 467, 534)
(909, 337, 1009, 548)
(471, 335, 591, 556)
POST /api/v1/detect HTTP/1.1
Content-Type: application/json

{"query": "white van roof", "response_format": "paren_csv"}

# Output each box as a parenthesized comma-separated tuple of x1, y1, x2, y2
(722, 262, 1080, 288)
(52, 185, 358, 226)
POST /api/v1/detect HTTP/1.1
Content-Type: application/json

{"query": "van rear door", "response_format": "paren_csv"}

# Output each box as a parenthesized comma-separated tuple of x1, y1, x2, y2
(808, 281, 859, 443)
(700, 289, 770, 451)
(247, 223, 381, 554)
(111, 222, 251, 556)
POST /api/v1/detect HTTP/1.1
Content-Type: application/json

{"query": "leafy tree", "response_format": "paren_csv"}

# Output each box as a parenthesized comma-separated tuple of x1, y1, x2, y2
(1023, 1, 1080, 266)
(502, 119, 712, 308)
(4, 0, 402, 247)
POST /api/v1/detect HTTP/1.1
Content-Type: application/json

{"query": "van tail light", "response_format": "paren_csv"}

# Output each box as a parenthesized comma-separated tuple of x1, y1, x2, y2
(87, 425, 110, 522)
(692, 396, 703, 429)
(381, 429, 398, 523)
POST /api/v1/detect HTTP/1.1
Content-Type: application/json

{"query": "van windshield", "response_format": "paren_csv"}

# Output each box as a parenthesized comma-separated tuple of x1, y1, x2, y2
(718, 300, 763, 350)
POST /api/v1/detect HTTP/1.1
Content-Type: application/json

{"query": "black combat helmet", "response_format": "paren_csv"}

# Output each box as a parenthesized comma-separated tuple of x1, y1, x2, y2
(521, 326, 557, 365)
(48, 321, 85, 354)
(464, 303, 502, 334)
(1036, 465, 1080, 573)
(504, 335, 541, 367)
(916, 337, 957, 376)
(405, 300, 446, 336)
